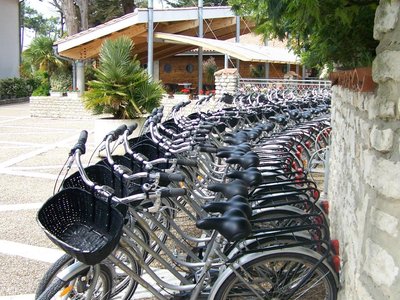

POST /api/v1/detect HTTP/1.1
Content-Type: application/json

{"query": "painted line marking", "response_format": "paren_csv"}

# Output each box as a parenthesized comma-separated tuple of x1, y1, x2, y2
(0, 169, 58, 180)
(0, 203, 43, 212)
(0, 134, 81, 169)
(0, 240, 63, 263)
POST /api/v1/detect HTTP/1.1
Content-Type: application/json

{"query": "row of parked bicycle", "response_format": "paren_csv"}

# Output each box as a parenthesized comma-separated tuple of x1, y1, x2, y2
(36, 88, 339, 299)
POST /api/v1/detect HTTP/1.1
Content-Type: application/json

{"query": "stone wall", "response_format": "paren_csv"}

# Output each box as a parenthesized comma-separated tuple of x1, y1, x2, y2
(328, 1, 400, 298)
(29, 94, 204, 120)
(214, 68, 239, 100)
(0, 97, 29, 105)
(30, 96, 93, 119)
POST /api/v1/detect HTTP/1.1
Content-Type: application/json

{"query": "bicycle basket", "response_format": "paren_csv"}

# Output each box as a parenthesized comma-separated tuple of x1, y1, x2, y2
(62, 165, 124, 197)
(37, 188, 124, 265)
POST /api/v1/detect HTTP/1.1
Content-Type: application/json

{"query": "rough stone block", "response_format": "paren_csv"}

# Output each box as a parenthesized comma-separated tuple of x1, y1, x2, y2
(363, 150, 400, 199)
(371, 207, 399, 237)
(373, 51, 400, 82)
(364, 238, 399, 286)
(374, 0, 400, 40)
(379, 100, 396, 119)
(370, 125, 394, 152)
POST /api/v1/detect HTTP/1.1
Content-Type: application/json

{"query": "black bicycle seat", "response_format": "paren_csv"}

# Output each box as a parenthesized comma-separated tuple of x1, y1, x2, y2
(207, 179, 248, 198)
(202, 195, 252, 218)
(226, 152, 260, 169)
(226, 168, 262, 187)
(216, 149, 247, 158)
(217, 143, 252, 153)
(196, 209, 252, 241)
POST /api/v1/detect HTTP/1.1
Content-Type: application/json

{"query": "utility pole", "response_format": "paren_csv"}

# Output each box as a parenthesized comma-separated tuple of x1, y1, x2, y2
(198, 0, 203, 92)
(147, 0, 154, 79)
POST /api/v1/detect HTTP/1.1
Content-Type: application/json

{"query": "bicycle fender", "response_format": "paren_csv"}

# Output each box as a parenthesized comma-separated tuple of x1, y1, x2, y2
(56, 261, 90, 281)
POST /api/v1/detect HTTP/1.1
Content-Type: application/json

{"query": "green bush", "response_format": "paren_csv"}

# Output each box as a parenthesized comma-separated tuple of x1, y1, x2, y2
(50, 70, 72, 92)
(32, 83, 51, 96)
(0, 77, 40, 99)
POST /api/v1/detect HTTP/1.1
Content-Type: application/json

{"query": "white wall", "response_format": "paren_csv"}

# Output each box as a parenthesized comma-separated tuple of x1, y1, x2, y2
(0, 0, 20, 79)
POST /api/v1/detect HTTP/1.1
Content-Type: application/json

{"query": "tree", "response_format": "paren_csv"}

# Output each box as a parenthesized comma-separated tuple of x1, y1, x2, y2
(21, 4, 60, 39)
(228, 0, 379, 69)
(166, 0, 229, 7)
(22, 36, 64, 75)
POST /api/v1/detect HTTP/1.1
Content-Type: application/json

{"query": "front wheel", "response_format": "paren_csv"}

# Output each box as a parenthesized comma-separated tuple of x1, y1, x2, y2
(37, 264, 113, 300)
(215, 252, 337, 300)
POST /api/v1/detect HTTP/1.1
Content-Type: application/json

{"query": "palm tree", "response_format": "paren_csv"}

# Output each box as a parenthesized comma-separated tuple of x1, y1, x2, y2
(83, 36, 164, 119)
(22, 36, 63, 75)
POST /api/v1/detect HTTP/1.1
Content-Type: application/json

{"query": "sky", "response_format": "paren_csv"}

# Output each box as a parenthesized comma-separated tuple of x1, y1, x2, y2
(23, 0, 167, 48)
(26, 0, 168, 18)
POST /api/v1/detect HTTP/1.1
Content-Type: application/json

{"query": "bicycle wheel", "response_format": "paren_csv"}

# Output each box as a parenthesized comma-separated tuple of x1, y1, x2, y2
(35, 254, 75, 299)
(35, 244, 142, 300)
(215, 251, 337, 300)
(37, 264, 113, 300)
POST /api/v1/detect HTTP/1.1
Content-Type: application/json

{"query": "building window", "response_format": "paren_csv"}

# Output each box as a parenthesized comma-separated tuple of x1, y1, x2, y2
(186, 64, 194, 73)
(163, 63, 172, 73)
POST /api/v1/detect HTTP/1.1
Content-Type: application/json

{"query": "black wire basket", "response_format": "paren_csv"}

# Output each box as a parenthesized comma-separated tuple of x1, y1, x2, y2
(62, 165, 124, 197)
(37, 188, 125, 265)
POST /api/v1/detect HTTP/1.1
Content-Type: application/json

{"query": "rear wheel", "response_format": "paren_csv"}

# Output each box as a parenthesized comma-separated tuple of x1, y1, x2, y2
(215, 252, 337, 300)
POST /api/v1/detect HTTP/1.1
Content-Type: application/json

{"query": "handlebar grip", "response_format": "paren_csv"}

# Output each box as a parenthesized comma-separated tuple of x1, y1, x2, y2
(127, 123, 138, 135)
(176, 158, 197, 167)
(197, 145, 218, 153)
(70, 130, 88, 155)
(160, 188, 187, 197)
(193, 136, 206, 142)
(168, 172, 185, 182)
(114, 124, 128, 136)
(104, 124, 127, 142)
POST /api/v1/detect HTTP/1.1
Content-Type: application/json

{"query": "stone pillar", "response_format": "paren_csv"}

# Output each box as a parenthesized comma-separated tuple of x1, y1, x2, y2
(214, 68, 239, 100)
(76, 60, 85, 96)
(328, 1, 400, 299)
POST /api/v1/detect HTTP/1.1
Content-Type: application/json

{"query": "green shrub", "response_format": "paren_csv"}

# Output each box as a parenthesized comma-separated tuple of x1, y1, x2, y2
(32, 83, 50, 96)
(50, 70, 72, 92)
(0, 77, 40, 99)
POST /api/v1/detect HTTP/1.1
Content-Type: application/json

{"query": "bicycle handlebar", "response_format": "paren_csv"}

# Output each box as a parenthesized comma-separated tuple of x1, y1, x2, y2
(69, 130, 88, 155)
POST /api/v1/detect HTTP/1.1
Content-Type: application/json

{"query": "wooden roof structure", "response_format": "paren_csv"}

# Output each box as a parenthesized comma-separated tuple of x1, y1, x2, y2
(55, 6, 254, 63)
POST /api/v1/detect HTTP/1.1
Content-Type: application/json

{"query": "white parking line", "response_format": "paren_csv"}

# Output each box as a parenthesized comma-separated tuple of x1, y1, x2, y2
(0, 294, 34, 299)
(0, 240, 63, 263)
(0, 203, 43, 212)
(0, 169, 58, 180)
(0, 117, 29, 124)
(0, 134, 80, 169)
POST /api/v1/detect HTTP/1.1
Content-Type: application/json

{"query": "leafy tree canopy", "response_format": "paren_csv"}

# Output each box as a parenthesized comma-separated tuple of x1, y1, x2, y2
(228, 0, 379, 69)
(22, 3, 60, 38)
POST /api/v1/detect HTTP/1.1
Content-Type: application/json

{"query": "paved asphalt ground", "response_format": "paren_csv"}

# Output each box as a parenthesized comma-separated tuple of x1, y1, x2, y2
(0, 102, 99, 298)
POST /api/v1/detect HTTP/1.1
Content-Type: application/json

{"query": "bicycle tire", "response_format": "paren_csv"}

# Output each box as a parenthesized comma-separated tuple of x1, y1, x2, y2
(35, 254, 75, 299)
(214, 251, 337, 300)
(37, 264, 113, 300)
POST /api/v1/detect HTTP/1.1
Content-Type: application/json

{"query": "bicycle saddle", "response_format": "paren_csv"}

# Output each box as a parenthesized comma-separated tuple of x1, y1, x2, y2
(226, 168, 262, 187)
(217, 143, 252, 153)
(216, 149, 247, 158)
(196, 209, 252, 242)
(226, 152, 260, 169)
(270, 114, 288, 125)
(202, 195, 252, 218)
(207, 179, 248, 198)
